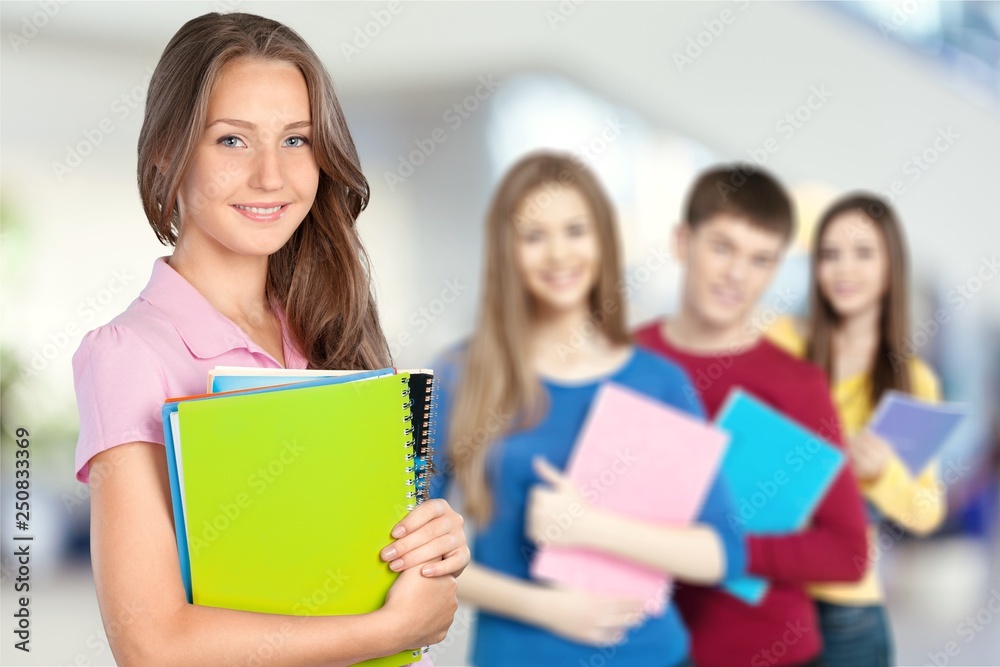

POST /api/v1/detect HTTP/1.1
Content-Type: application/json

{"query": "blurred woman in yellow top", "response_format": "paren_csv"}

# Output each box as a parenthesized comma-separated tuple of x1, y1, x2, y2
(767, 193, 945, 667)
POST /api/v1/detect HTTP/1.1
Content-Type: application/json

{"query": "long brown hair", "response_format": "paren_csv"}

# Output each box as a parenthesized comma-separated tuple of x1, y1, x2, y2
(806, 193, 911, 404)
(137, 12, 390, 370)
(449, 152, 630, 525)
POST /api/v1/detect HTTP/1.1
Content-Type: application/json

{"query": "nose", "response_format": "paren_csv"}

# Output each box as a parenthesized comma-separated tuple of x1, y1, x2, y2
(725, 255, 750, 282)
(545, 233, 571, 264)
(249, 146, 284, 191)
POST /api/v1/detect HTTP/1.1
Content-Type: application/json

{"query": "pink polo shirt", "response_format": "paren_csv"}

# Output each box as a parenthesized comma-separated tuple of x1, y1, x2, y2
(72, 256, 308, 483)
(72, 256, 436, 666)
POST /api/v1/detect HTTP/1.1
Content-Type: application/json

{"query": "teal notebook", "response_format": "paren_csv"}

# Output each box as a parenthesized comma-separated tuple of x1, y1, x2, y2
(714, 389, 846, 605)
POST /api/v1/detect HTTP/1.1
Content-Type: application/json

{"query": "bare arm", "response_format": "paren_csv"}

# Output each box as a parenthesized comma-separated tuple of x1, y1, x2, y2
(571, 511, 726, 583)
(526, 457, 741, 585)
(457, 562, 644, 646)
(89, 442, 456, 667)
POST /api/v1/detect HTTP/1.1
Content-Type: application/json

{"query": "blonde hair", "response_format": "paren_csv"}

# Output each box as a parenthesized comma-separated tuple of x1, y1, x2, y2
(449, 152, 629, 525)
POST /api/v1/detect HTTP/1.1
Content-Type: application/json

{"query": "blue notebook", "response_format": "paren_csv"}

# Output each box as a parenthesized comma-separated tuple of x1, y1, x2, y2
(161, 369, 393, 602)
(714, 389, 846, 605)
(867, 391, 966, 476)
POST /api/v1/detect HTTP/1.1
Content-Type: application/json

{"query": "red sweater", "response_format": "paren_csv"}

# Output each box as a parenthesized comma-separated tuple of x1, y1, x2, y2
(635, 321, 868, 667)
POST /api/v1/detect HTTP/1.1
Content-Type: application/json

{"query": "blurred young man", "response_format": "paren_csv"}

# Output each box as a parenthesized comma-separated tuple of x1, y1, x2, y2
(634, 165, 867, 667)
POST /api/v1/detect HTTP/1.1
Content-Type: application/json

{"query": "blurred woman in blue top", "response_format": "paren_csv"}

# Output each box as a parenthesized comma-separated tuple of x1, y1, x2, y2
(428, 152, 746, 667)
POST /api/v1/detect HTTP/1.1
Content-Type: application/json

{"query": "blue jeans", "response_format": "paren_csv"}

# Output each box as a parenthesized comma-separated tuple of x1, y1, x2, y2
(816, 601, 892, 667)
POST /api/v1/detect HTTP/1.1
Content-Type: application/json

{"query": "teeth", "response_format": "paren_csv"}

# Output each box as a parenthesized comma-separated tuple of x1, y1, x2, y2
(237, 205, 282, 214)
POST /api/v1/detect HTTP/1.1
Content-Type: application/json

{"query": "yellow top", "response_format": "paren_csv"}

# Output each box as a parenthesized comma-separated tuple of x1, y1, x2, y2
(765, 316, 946, 604)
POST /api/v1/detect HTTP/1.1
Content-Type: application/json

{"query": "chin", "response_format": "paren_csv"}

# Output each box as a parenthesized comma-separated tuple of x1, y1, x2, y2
(828, 298, 871, 320)
(700, 303, 749, 331)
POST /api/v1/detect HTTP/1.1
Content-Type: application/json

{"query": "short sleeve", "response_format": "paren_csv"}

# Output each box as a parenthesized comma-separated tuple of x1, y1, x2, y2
(73, 324, 169, 483)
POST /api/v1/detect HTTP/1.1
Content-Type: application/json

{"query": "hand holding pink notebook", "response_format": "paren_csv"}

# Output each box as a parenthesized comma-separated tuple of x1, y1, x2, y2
(529, 382, 728, 615)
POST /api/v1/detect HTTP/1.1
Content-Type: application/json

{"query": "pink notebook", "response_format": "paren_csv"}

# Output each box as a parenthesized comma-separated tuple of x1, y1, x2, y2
(529, 382, 728, 615)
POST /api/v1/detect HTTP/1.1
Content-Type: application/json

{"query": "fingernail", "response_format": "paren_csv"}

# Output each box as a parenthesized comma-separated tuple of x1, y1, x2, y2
(391, 525, 406, 538)
(381, 547, 397, 561)
(389, 559, 405, 571)
(421, 565, 436, 576)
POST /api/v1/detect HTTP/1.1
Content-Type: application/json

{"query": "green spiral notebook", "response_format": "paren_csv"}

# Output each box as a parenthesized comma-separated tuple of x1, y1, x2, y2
(170, 371, 432, 667)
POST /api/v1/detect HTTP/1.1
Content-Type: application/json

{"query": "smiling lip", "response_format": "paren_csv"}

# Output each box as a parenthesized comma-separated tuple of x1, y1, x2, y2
(541, 268, 584, 289)
(232, 203, 290, 222)
(711, 285, 742, 306)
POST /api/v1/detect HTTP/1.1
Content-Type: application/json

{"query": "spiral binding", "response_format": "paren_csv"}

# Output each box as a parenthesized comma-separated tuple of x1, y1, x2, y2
(416, 374, 438, 505)
(402, 376, 417, 510)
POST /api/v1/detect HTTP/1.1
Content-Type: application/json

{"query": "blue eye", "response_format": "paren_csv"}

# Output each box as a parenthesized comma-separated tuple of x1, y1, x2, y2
(219, 135, 246, 148)
(285, 136, 310, 148)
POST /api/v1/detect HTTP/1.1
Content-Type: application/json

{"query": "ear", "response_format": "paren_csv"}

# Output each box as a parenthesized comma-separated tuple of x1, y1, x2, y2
(673, 222, 691, 266)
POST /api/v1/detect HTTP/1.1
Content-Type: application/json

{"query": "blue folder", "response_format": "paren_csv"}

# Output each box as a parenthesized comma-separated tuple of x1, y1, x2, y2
(161, 368, 393, 602)
(714, 389, 846, 605)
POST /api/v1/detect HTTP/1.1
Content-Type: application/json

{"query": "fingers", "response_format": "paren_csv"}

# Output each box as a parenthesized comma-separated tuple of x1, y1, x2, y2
(532, 456, 567, 488)
(385, 533, 463, 572)
(596, 597, 647, 645)
(390, 497, 449, 538)
(382, 500, 467, 571)
(422, 548, 470, 577)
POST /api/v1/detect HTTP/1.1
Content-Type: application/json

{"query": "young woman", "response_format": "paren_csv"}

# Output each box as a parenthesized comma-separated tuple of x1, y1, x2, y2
(428, 152, 746, 667)
(768, 193, 946, 667)
(72, 13, 468, 666)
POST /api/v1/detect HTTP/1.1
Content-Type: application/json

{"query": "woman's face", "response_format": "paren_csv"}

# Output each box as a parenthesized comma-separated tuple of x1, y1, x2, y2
(816, 210, 889, 320)
(175, 57, 319, 258)
(513, 182, 601, 316)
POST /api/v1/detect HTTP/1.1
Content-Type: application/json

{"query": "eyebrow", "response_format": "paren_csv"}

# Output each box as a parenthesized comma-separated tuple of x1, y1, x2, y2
(206, 118, 312, 131)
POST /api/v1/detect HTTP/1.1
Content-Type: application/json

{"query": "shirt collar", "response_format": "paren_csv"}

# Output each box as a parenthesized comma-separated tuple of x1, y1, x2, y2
(139, 256, 307, 368)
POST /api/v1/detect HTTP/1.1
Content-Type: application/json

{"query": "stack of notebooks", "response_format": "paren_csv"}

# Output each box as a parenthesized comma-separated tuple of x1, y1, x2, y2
(163, 366, 437, 667)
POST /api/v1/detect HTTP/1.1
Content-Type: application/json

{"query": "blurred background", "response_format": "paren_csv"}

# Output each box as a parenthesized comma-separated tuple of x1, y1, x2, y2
(1, 1, 998, 665)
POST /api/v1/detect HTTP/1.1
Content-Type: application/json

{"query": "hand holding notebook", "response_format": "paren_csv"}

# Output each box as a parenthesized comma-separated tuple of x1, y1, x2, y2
(163, 369, 437, 667)
(529, 381, 729, 615)
(866, 390, 966, 476)
(714, 389, 846, 605)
